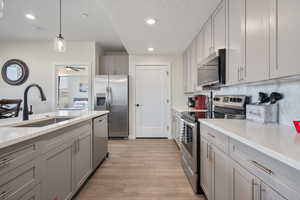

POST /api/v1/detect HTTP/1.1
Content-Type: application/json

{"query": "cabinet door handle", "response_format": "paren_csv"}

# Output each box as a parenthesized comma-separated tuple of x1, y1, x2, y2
(237, 67, 240, 81)
(73, 141, 77, 153)
(77, 139, 80, 152)
(252, 179, 260, 200)
(206, 143, 209, 159)
(240, 67, 245, 81)
(250, 160, 273, 175)
(207, 133, 215, 138)
(209, 145, 213, 161)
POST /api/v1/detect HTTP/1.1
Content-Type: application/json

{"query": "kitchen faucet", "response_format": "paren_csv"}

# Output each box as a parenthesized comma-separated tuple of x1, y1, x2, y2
(23, 84, 47, 120)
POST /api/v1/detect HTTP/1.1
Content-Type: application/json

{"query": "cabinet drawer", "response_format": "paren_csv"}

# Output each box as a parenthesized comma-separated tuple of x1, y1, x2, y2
(0, 143, 38, 177)
(41, 122, 92, 153)
(5, 184, 40, 200)
(229, 138, 300, 199)
(200, 125, 229, 154)
(0, 159, 40, 200)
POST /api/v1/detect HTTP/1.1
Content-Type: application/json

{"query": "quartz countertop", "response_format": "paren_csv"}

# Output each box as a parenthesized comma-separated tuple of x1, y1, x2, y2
(0, 110, 109, 149)
(199, 119, 300, 171)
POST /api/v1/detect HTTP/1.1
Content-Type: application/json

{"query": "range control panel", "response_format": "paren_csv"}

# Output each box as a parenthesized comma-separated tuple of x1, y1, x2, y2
(213, 95, 248, 109)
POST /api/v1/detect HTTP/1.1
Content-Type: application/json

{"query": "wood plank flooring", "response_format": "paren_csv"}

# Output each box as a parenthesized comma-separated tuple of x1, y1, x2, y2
(75, 139, 204, 200)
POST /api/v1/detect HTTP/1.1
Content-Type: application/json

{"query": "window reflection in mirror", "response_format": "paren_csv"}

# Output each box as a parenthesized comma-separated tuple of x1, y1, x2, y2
(55, 65, 89, 110)
(6, 64, 23, 81)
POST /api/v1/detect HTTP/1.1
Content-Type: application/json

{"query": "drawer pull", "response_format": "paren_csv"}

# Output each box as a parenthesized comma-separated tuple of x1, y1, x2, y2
(0, 191, 7, 199)
(207, 133, 215, 138)
(250, 160, 273, 175)
(0, 158, 9, 169)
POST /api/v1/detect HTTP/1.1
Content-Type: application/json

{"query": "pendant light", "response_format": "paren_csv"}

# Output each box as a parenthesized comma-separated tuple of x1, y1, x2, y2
(0, 0, 4, 19)
(54, 0, 66, 52)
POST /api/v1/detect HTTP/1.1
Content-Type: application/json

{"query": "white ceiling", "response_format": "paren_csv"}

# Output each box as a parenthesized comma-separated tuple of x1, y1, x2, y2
(0, 0, 221, 54)
(0, 0, 124, 49)
(101, 0, 221, 55)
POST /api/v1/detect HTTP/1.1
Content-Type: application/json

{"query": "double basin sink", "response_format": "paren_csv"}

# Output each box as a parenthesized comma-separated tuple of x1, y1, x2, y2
(13, 117, 75, 127)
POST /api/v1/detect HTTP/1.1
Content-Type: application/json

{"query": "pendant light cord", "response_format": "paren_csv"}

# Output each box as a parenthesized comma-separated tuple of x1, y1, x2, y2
(59, 0, 62, 35)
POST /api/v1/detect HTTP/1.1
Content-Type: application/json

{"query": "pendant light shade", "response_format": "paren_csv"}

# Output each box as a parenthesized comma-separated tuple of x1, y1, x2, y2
(54, 34, 66, 52)
(54, 0, 66, 52)
(0, 0, 5, 19)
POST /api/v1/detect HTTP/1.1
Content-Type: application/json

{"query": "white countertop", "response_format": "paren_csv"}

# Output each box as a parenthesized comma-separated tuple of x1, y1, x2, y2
(172, 107, 208, 113)
(0, 110, 109, 150)
(199, 119, 300, 171)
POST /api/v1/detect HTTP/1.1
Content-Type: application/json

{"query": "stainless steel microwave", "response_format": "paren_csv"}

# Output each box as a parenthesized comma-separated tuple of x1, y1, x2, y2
(197, 48, 226, 86)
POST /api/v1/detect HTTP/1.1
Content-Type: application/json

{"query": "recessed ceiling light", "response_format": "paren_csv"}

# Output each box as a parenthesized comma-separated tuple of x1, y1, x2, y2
(81, 13, 89, 18)
(146, 18, 156, 25)
(148, 47, 154, 52)
(25, 14, 36, 20)
(0, 0, 5, 19)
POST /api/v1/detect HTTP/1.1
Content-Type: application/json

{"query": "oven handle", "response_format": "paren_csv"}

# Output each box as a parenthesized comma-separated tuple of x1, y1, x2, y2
(180, 118, 196, 128)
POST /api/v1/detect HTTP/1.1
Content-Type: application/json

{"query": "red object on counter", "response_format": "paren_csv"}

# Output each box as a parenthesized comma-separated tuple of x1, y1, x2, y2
(293, 121, 300, 133)
(194, 95, 207, 109)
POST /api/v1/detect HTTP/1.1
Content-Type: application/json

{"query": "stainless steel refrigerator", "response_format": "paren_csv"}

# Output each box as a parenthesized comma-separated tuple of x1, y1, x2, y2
(94, 75, 129, 138)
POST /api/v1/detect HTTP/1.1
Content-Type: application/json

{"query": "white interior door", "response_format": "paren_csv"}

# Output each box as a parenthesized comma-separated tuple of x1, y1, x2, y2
(136, 66, 169, 138)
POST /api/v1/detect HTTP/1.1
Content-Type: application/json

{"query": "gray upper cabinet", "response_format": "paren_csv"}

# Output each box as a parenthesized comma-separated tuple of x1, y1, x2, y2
(190, 39, 198, 91)
(183, 51, 188, 93)
(204, 18, 213, 58)
(197, 29, 205, 64)
(227, 0, 246, 84)
(185, 0, 300, 89)
(212, 0, 226, 51)
(99, 55, 129, 75)
(270, 0, 300, 79)
(183, 44, 195, 93)
(244, 0, 270, 82)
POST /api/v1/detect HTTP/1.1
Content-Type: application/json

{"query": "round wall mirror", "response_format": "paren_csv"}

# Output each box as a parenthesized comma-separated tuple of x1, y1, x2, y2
(1, 59, 29, 85)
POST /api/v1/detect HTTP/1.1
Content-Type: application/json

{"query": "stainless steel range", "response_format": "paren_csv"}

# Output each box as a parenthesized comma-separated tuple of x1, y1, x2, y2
(180, 95, 249, 194)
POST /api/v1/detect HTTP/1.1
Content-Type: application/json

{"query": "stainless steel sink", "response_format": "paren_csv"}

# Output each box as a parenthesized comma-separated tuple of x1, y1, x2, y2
(14, 117, 75, 127)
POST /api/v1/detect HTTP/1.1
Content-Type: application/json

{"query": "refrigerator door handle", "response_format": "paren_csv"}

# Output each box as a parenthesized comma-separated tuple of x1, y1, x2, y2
(109, 87, 113, 109)
(105, 86, 110, 111)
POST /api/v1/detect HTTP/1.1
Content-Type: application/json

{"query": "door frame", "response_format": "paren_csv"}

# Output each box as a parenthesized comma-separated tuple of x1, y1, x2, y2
(134, 64, 171, 139)
(53, 63, 93, 111)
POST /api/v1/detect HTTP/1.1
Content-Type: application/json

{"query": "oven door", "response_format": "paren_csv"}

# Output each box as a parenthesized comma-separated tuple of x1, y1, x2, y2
(180, 118, 198, 173)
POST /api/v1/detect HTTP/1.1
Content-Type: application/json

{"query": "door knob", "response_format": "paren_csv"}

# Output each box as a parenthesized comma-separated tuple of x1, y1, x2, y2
(136, 104, 141, 107)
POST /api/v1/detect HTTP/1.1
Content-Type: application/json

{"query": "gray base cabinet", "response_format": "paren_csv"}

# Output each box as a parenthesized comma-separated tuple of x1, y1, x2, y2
(212, 146, 230, 200)
(200, 138, 212, 199)
(6, 185, 40, 200)
(200, 136, 230, 200)
(74, 131, 92, 191)
(0, 116, 108, 200)
(42, 141, 74, 200)
(230, 161, 257, 200)
(261, 183, 287, 200)
(200, 124, 300, 200)
(41, 122, 93, 200)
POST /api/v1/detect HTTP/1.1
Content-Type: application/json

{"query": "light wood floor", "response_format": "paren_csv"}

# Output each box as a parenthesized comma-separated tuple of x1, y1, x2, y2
(75, 139, 204, 200)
